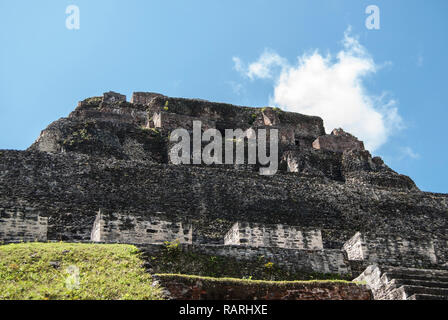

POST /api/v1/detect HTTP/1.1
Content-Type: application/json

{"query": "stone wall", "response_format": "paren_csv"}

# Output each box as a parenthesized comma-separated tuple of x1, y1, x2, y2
(140, 243, 351, 276)
(90, 211, 192, 245)
(131, 92, 164, 105)
(103, 91, 126, 104)
(0, 208, 47, 242)
(280, 149, 343, 180)
(28, 91, 420, 191)
(224, 222, 323, 250)
(312, 128, 364, 153)
(152, 112, 216, 131)
(343, 232, 440, 269)
(0, 150, 446, 251)
(343, 232, 369, 261)
(155, 274, 372, 300)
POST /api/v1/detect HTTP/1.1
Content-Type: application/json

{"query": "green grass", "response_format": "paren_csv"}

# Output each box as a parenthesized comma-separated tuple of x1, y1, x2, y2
(155, 273, 355, 286)
(0, 242, 163, 300)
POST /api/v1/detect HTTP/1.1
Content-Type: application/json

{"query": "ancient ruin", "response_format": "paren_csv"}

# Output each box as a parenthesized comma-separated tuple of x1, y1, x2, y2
(1, 91, 447, 300)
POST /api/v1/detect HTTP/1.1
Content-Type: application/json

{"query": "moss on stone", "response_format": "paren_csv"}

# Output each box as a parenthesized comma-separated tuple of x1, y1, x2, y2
(145, 242, 350, 281)
(155, 273, 354, 286)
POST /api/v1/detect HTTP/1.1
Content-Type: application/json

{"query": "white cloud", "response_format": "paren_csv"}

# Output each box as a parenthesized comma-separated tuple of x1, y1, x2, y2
(400, 146, 420, 160)
(232, 57, 244, 74)
(233, 29, 403, 152)
(227, 81, 244, 95)
(233, 49, 288, 80)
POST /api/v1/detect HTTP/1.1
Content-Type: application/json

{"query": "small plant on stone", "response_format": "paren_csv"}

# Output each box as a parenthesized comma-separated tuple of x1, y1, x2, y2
(164, 239, 181, 254)
(248, 113, 257, 125)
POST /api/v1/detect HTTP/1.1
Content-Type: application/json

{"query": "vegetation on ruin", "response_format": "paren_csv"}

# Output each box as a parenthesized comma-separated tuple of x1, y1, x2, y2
(155, 273, 356, 286)
(146, 240, 351, 281)
(140, 126, 160, 135)
(82, 96, 103, 105)
(248, 112, 258, 125)
(0, 243, 163, 300)
(62, 123, 94, 147)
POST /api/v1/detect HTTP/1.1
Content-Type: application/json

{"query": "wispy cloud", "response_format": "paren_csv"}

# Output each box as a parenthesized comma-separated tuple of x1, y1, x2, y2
(233, 28, 403, 152)
(417, 53, 424, 67)
(227, 81, 245, 95)
(400, 146, 420, 160)
(233, 50, 288, 80)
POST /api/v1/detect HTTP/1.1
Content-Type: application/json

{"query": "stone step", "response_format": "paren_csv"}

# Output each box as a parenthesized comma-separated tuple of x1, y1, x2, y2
(407, 293, 448, 300)
(381, 266, 448, 278)
(382, 271, 448, 283)
(396, 285, 448, 298)
(390, 278, 448, 289)
(356, 265, 448, 300)
(384, 285, 448, 300)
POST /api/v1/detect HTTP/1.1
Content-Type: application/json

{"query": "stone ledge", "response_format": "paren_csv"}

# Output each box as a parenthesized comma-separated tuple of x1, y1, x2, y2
(155, 274, 372, 300)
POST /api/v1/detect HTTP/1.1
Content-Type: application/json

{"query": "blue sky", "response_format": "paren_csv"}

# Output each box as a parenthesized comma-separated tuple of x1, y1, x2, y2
(0, 0, 447, 193)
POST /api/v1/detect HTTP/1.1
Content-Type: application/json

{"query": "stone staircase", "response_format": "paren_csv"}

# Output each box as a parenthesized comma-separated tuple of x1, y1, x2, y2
(354, 265, 448, 300)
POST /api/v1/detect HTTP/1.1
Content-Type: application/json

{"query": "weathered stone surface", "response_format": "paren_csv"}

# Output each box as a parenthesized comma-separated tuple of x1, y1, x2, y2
(155, 274, 372, 300)
(313, 128, 364, 153)
(224, 222, 323, 250)
(103, 91, 126, 104)
(131, 92, 164, 105)
(342, 149, 419, 190)
(343, 232, 439, 269)
(91, 210, 192, 245)
(0, 148, 446, 250)
(29, 117, 166, 162)
(27, 92, 418, 188)
(0, 209, 47, 242)
(0, 91, 447, 284)
(140, 243, 351, 276)
(261, 108, 280, 126)
(152, 111, 216, 131)
(280, 149, 343, 180)
(354, 265, 448, 300)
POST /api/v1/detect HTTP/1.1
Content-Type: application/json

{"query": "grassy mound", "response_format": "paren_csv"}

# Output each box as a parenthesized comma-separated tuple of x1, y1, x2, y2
(0, 242, 163, 300)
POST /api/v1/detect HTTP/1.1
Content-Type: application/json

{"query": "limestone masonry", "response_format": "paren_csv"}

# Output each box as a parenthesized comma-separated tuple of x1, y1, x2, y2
(1, 91, 447, 300)
(224, 222, 323, 250)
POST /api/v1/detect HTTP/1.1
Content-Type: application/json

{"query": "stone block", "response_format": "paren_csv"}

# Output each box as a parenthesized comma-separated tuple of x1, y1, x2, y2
(0, 209, 48, 242)
(131, 92, 164, 105)
(224, 222, 323, 250)
(313, 128, 364, 153)
(103, 91, 126, 104)
(343, 232, 438, 268)
(152, 111, 216, 131)
(90, 210, 192, 245)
